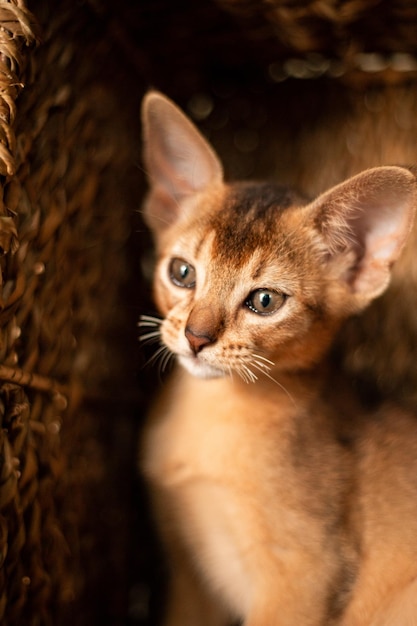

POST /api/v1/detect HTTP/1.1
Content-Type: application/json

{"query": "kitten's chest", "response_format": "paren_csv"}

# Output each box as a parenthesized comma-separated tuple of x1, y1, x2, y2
(142, 371, 297, 490)
(142, 372, 307, 613)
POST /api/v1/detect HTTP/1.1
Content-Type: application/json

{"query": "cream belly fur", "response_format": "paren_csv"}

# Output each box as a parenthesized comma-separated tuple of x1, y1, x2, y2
(143, 371, 345, 624)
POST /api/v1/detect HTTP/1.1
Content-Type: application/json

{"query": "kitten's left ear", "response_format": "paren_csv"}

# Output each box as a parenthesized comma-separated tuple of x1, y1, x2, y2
(141, 91, 223, 233)
(309, 166, 417, 308)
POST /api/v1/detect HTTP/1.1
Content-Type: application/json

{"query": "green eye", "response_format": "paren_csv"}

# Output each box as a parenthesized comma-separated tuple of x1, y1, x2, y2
(169, 258, 196, 288)
(245, 288, 286, 315)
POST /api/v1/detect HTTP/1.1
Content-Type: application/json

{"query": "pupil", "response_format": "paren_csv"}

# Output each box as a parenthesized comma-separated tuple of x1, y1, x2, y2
(180, 264, 188, 278)
(260, 292, 271, 308)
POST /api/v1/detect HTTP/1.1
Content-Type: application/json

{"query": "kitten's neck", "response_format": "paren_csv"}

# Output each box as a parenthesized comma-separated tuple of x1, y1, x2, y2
(178, 358, 330, 406)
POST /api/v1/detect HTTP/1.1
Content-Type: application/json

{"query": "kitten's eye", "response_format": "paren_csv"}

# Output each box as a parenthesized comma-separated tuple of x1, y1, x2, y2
(245, 289, 286, 315)
(169, 258, 196, 288)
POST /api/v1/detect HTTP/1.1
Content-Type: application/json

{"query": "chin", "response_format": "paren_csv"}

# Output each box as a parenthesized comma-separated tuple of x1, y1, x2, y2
(178, 355, 226, 379)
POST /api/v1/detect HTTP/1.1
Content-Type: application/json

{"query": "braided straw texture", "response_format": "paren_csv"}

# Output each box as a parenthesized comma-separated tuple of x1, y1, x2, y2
(0, 1, 144, 623)
(0, 2, 46, 622)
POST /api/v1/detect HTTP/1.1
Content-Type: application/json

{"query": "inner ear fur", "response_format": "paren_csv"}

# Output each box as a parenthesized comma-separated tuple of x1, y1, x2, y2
(308, 166, 417, 307)
(141, 91, 223, 233)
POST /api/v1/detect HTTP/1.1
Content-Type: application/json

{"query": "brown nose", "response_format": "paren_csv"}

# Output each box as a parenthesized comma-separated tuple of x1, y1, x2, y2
(185, 326, 215, 354)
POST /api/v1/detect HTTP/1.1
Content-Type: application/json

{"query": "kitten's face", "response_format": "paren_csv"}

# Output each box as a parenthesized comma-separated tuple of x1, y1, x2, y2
(142, 92, 416, 380)
(153, 182, 347, 379)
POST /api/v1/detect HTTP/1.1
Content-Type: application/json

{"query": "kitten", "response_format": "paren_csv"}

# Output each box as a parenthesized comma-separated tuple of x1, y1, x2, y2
(139, 91, 417, 626)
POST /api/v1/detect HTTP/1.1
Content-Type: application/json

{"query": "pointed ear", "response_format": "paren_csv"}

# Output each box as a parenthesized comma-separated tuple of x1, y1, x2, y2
(308, 166, 416, 308)
(141, 91, 223, 233)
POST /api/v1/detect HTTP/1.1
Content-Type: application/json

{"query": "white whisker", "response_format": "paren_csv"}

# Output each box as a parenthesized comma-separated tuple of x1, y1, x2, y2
(138, 321, 160, 328)
(138, 314, 174, 376)
(246, 367, 258, 383)
(239, 371, 249, 384)
(252, 353, 275, 367)
(146, 345, 167, 367)
(251, 363, 298, 409)
(161, 348, 174, 373)
(235, 364, 249, 384)
(139, 330, 161, 344)
(148, 346, 174, 377)
(239, 364, 258, 384)
(253, 359, 271, 371)
(138, 314, 163, 327)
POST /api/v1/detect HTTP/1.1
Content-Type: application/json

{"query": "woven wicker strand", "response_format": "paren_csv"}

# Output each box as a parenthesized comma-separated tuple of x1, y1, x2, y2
(0, 1, 38, 177)
(0, 2, 43, 624)
(0, 364, 67, 403)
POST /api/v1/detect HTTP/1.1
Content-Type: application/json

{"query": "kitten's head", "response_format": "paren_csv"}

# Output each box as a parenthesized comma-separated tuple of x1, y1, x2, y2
(141, 91, 416, 379)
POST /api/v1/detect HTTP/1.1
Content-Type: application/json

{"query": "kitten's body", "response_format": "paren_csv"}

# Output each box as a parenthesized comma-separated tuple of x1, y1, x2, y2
(140, 92, 417, 625)
(144, 367, 417, 626)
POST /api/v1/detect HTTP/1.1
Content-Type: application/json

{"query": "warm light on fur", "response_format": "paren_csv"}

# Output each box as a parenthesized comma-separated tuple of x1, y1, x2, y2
(140, 91, 417, 626)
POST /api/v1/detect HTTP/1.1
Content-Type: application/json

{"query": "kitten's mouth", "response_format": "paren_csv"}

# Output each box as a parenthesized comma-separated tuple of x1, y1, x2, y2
(178, 354, 225, 379)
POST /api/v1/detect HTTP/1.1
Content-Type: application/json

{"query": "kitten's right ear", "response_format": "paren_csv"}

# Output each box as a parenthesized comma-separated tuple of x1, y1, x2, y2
(308, 166, 417, 310)
(141, 91, 223, 233)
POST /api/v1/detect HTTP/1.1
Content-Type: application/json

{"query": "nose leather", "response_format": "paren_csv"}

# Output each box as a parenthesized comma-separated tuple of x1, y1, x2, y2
(185, 326, 214, 354)
(185, 304, 222, 354)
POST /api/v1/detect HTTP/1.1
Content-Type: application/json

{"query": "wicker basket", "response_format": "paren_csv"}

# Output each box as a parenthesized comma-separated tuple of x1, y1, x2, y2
(0, 1, 146, 623)
(0, 0, 415, 624)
